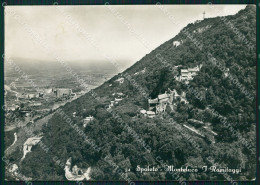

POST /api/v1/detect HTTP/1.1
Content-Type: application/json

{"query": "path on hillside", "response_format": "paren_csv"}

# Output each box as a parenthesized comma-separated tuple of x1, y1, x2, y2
(5, 132, 17, 153)
(5, 112, 55, 157)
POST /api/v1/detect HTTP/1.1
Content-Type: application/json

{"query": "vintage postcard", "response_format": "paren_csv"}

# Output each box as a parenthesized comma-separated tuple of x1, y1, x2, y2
(2, 2, 257, 183)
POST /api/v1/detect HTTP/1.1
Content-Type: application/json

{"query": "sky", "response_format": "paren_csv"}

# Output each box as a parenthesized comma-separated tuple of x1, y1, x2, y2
(5, 4, 246, 68)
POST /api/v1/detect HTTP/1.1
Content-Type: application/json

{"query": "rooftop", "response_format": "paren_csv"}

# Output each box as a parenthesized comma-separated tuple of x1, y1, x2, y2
(188, 67, 199, 72)
(147, 111, 155, 115)
(158, 94, 169, 100)
(148, 98, 158, 104)
(181, 69, 189, 73)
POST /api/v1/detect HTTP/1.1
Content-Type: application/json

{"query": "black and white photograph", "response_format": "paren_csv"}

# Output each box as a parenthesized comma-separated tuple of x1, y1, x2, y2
(2, 2, 257, 183)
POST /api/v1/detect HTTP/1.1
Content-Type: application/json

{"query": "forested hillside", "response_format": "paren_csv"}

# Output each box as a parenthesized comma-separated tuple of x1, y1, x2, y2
(17, 5, 256, 181)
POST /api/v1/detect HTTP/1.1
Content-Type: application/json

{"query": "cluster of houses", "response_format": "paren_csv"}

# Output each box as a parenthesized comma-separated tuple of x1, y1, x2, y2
(140, 89, 188, 118)
(175, 65, 203, 82)
(107, 92, 125, 110)
(72, 93, 126, 128)
(14, 88, 75, 102)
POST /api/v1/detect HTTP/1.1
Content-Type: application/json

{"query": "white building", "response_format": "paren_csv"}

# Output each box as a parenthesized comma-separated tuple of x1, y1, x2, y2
(22, 136, 42, 160)
(173, 41, 181, 47)
(115, 77, 124, 84)
(180, 69, 191, 80)
(115, 98, 123, 104)
(140, 109, 147, 115)
(157, 93, 171, 113)
(147, 111, 156, 118)
(173, 40, 183, 47)
(83, 116, 94, 127)
(64, 158, 91, 181)
(9, 164, 18, 173)
(180, 65, 202, 81)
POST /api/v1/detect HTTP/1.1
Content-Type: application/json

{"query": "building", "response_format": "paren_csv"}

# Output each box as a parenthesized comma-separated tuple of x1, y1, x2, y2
(148, 98, 158, 111)
(110, 101, 115, 106)
(64, 158, 91, 181)
(113, 92, 124, 98)
(8, 106, 16, 111)
(38, 92, 44, 97)
(157, 93, 171, 113)
(28, 102, 42, 107)
(115, 77, 124, 84)
(140, 109, 147, 115)
(180, 97, 189, 104)
(148, 89, 188, 114)
(20, 108, 32, 116)
(188, 119, 204, 127)
(148, 92, 173, 114)
(158, 93, 169, 101)
(27, 94, 35, 99)
(134, 68, 146, 76)
(72, 165, 83, 176)
(83, 116, 94, 127)
(117, 92, 124, 96)
(180, 69, 191, 80)
(180, 65, 202, 81)
(115, 98, 123, 104)
(22, 136, 42, 160)
(147, 111, 156, 118)
(173, 41, 181, 47)
(44, 88, 53, 94)
(55, 88, 72, 98)
(173, 40, 183, 47)
(9, 164, 18, 173)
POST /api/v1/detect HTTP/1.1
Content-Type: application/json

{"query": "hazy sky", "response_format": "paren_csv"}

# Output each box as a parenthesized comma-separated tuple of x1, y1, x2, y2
(5, 5, 246, 67)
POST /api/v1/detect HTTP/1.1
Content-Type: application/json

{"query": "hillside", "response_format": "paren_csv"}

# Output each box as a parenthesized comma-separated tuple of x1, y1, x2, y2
(15, 5, 256, 181)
